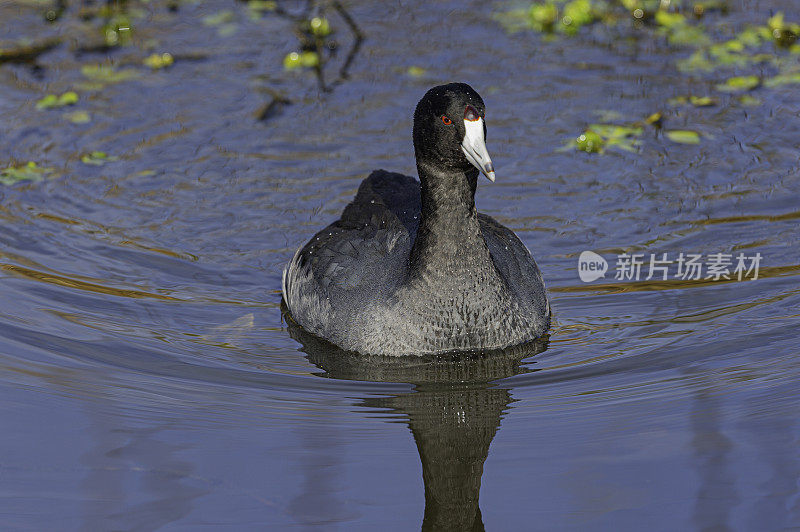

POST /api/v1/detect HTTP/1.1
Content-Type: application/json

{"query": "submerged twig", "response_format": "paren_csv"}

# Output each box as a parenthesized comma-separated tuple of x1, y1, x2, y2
(255, 89, 292, 121)
(0, 38, 62, 64)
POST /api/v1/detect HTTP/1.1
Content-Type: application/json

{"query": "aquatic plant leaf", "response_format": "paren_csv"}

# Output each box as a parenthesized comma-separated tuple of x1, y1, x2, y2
(689, 96, 716, 106)
(283, 51, 319, 70)
(81, 151, 119, 166)
(309, 17, 332, 37)
(576, 131, 604, 153)
(81, 64, 141, 86)
(764, 72, 800, 87)
(529, 3, 559, 33)
(573, 122, 642, 154)
(644, 112, 662, 126)
(768, 12, 800, 47)
(716, 75, 760, 92)
(0, 162, 54, 185)
(36, 91, 78, 110)
(589, 123, 642, 140)
(102, 13, 134, 47)
(64, 110, 91, 124)
(738, 94, 761, 106)
(143, 52, 174, 69)
(676, 50, 714, 72)
(654, 11, 685, 30)
(665, 130, 701, 144)
(560, 0, 595, 35)
(668, 24, 711, 47)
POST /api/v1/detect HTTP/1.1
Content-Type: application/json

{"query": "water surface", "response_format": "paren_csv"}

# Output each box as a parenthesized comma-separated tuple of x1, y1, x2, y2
(1, 0, 799, 529)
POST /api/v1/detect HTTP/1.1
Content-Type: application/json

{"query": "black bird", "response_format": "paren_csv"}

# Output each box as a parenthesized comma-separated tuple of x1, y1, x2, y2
(282, 83, 550, 355)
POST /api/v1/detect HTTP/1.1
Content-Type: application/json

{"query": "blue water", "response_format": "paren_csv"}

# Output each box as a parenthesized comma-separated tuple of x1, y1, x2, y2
(1, 0, 799, 529)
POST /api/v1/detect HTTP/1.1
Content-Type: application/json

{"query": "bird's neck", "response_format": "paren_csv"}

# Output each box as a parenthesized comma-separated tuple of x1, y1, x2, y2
(409, 162, 491, 276)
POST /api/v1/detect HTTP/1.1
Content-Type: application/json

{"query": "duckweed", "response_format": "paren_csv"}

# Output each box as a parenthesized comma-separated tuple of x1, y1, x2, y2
(763, 72, 800, 87)
(0, 162, 55, 185)
(665, 130, 701, 144)
(81, 151, 119, 166)
(716, 75, 760, 92)
(36, 91, 78, 110)
(668, 95, 717, 106)
(309, 17, 331, 37)
(575, 124, 642, 154)
(767, 12, 799, 48)
(81, 64, 141, 87)
(576, 130, 604, 153)
(283, 51, 320, 70)
(143, 52, 174, 70)
(64, 110, 91, 124)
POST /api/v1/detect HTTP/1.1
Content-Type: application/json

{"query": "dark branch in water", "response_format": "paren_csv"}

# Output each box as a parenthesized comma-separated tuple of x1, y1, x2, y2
(0, 38, 61, 64)
(328, 0, 364, 90)
(255, 89, 293, 122)
(257, 0, 365, 118)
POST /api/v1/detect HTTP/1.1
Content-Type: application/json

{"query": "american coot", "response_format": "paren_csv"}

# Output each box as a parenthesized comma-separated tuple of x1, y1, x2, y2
(282, 83, 550, 356)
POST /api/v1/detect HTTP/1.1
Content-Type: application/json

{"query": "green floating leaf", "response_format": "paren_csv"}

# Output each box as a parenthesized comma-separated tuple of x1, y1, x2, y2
(560, 0, 595, 36)
(143, 52, 173, 69)
(102, 13, 133, 47)
(407, 66, 427, 78)
(665, 130, 701, 144)
(589, 123, 642, 141)
(735, 25, 770, 48)
(81, 64, 140, 87)
(667, 24, 711, 47)
(716, 75, 760, 92)
(0, 161, 54, 185)
(309, 17, 331, 37)
(668, 95, 717, 107)
(64, 110, 91, 124)
(283, 51, 319, 70)
(738, 94, 761, 106)
(36, 91, 78, 110)
(644, 112, 662, 127)
(689, 95, 717, 106)
(654, 10, 686, 30)
(677, 50, 713, 72)
(574, 122, 643, 154)
(81, 151, 119, 166)
(529, 3, 558, 33)
(764, 72, 800, 87)
(576, 131, 604, 153)
(768, 12, 800, 48)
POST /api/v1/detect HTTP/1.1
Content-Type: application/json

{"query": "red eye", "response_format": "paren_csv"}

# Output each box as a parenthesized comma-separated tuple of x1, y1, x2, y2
(441, 115, 452, 125)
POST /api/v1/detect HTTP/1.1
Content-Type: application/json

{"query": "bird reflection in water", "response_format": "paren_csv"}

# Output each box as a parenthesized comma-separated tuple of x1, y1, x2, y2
(286, 318, 548, 531)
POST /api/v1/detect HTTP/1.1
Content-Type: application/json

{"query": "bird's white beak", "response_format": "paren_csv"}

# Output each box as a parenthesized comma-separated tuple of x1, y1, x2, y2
(461, 116, 496, 182)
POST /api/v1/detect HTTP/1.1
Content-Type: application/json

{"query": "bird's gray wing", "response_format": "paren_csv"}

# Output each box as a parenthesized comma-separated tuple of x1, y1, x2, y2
(283, 170, 421, 335)
(479, 213, 550, 317)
